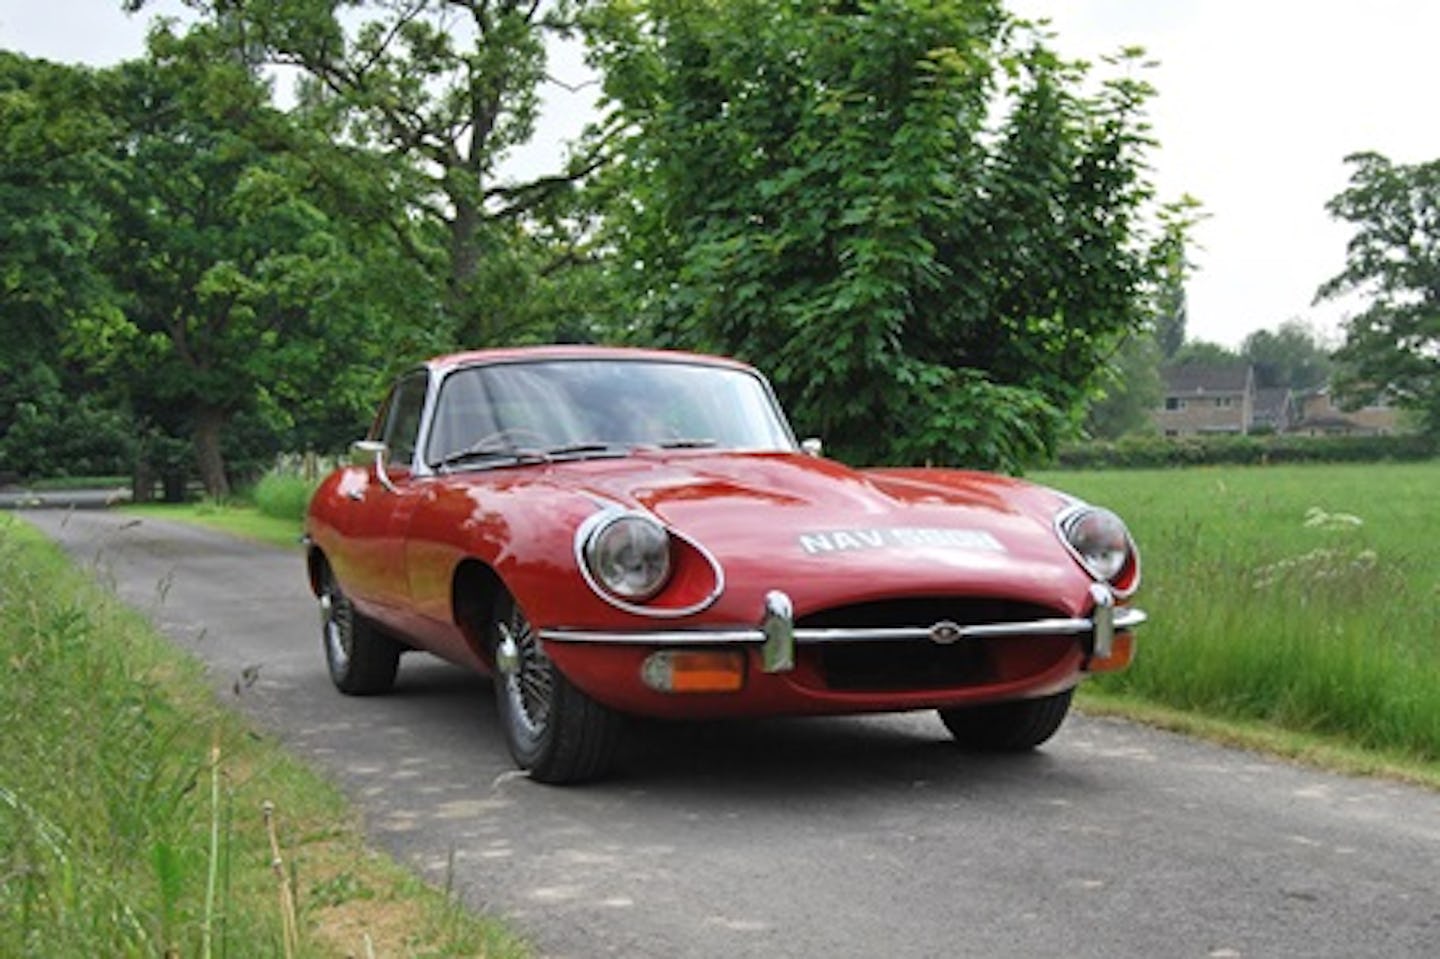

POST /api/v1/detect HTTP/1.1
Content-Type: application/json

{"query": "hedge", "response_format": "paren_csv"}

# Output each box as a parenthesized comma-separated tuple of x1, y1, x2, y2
(1051, 433, 1440, 470)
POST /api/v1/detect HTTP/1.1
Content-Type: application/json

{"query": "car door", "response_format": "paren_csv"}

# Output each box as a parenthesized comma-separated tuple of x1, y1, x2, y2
(342, 370, 431, 620)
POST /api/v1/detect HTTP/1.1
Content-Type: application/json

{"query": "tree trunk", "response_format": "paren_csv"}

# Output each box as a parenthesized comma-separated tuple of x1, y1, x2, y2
(193, 404, 230, 500)
(131, 458, 154, 504)
(447, 192, 488, 346)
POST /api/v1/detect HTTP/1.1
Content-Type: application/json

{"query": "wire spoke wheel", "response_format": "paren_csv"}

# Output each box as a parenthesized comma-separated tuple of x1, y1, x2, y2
(499, 606, 555, 739)
(489, 588, 623, 783)
(318, 564, 400, 695)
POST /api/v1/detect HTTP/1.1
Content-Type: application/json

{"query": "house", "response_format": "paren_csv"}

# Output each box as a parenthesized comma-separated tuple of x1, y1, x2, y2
(1250, 386, 1296, 434)
(1153, 364, 1255, 436)
(1290, 387, 1403, 436)
(1152, 365, 1405, 437)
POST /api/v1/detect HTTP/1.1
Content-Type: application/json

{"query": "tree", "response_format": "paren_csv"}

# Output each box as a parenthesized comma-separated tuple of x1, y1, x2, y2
(67, 28, 429, 497)
(0, 53, 139, 479)
(1084, 333, 1163, 439)
(1152, 236, 1191, 360)
(0, 54, 112, 361)
(148, 0, 606, 348)
(586, 0, 1191, 470)
(1318, 151, 1440, 434)
(1241, 319, 1332, 391)
(1170, 340, 1240, 366)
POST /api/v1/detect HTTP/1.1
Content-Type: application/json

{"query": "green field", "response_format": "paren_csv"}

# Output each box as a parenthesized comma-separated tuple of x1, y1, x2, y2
(1035, 461, 1440, 773)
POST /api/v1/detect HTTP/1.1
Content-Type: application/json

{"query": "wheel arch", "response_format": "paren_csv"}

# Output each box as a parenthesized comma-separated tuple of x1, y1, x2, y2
(452, 557, 505, 668)
(305, 544, 329, 598)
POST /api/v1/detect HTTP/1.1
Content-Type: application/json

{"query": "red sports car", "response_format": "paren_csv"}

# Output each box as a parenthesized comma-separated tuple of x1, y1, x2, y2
(304, 346, 1146, 782)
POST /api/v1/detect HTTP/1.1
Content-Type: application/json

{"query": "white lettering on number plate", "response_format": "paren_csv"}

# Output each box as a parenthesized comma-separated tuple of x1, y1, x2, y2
(798, 528, 1005, 555)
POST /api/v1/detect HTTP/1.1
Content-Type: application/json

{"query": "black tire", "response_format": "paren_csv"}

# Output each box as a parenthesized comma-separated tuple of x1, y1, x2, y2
(319, 566, 401, 695)
(938, 688, 1074, 752)
(489, 590, 622, 784)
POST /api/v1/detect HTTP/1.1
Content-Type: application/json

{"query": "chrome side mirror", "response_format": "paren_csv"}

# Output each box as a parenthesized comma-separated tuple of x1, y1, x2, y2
(801, 437, 824, 457)
(350, 439, 396, 493)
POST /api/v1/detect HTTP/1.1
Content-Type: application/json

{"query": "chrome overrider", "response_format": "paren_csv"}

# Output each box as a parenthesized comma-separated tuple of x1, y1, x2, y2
(537, 583, 1147, 675)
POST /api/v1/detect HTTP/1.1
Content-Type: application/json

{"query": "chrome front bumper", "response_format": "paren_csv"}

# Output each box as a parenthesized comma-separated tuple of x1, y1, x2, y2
(538, 585, 1147, 675)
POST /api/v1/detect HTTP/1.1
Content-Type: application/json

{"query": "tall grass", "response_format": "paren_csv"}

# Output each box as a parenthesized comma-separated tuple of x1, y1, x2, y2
(251, 469, 319, 525)
(0, 518, 528, 957)
(1036, 462, 1440, 763)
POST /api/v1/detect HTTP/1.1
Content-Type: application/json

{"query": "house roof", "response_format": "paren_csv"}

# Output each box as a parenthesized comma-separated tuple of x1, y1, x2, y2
(1252, 387, 1291, 420)
(1161, 363, 1252, 395)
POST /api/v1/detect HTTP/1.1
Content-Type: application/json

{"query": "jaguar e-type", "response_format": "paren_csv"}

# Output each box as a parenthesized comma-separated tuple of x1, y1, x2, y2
(303, 346, 1146, 783)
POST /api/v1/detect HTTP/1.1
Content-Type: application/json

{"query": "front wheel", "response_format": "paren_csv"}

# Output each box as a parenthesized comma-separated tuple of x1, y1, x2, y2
(489, 590, 622, 784)
(938, 689, 1074, 751)
(319, 567, 401, 695)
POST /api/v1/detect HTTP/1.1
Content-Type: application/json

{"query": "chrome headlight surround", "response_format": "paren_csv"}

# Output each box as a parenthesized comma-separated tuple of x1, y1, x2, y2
(580, 510, 674, 603)
(1056, 503, 1140, 598)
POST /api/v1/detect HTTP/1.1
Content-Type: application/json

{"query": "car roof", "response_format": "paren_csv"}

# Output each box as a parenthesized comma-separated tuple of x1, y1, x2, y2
(425, 344, 758, 376)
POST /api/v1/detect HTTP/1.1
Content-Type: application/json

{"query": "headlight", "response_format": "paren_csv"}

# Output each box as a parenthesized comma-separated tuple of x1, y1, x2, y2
(583, 512, 673, 602)
(1058, 505, 1136, 589)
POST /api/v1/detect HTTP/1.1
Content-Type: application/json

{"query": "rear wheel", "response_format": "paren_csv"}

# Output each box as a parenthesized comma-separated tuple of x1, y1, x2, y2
(490, 590, 622, 783)
(938, 689, 1074, 751)
(319, 566, 401, 695)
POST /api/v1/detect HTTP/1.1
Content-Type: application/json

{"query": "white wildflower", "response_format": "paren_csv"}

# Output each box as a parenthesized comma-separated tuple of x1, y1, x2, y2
(1303, 507, 1364, 531)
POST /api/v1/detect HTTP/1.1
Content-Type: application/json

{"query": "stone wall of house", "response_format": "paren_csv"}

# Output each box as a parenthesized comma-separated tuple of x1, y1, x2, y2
(1153, 393, 1249, 436)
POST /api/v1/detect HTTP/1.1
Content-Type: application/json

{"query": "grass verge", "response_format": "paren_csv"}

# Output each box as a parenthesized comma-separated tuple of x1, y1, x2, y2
(122, 501, 305, 551)
(0, 516, 529, 958)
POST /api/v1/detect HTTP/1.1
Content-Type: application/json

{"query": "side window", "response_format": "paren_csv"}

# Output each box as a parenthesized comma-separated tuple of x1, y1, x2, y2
(381, 372, 430, 470)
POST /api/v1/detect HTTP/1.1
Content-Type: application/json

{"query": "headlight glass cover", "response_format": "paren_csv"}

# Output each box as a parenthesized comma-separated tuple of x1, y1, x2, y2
(584, 513, 673, 601)
(1057, 505, 1135, 587)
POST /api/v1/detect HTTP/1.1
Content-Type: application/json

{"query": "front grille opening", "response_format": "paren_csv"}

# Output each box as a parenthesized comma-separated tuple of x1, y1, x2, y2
(799, 598, 1069, 693)
(797, 597, 1060, 630)
(820, 640, 993, 691)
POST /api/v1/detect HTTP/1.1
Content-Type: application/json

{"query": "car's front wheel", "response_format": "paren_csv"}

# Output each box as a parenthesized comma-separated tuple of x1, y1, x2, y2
(319, 565, 401, 695)
(938, 689, 1074, 751)
(489, 590, 622, 784)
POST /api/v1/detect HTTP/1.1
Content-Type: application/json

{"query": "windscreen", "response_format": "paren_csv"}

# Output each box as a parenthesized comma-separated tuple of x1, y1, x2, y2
(427, 359, 796, 465)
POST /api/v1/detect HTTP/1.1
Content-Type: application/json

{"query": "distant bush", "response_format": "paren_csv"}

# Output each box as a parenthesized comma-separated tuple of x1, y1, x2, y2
(1054, 433, 1439, 470)
(251, 469, 317, 523)
(0, 396, 137, 479)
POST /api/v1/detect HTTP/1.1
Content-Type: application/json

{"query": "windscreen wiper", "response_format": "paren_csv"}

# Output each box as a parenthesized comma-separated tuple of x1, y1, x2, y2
(543, 441, 629, 460)
(432, 441, 548, 470)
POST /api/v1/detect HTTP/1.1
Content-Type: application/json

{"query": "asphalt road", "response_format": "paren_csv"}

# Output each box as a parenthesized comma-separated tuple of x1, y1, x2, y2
(0, 487, 132, 510)
(19, 508, 1440, 958)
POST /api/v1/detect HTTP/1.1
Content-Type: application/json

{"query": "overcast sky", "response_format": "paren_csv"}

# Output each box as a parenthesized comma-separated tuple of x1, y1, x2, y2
(5, 1, 1438, 349)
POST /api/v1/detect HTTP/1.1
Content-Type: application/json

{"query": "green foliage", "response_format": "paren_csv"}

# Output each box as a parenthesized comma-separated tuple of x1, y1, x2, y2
(588, 0, 1191, 470)
(1318, 151, 1440, 436)
(1151, 238, 1190, 360)
(0, 364, 137, 479)
(1039, 463, 1440, 763)
(1054, 432, 1438, 470)
(170, 0, 601, 347)
(0, 53, 141, 481)
(1242, 319, 1333, 391)
(0, 52, 116, 357)
(1169, 339, 1241, 366)
(54, 27, 434, 497)
(1084, 332, 1164, 440)
(251, 468, 318, 524)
